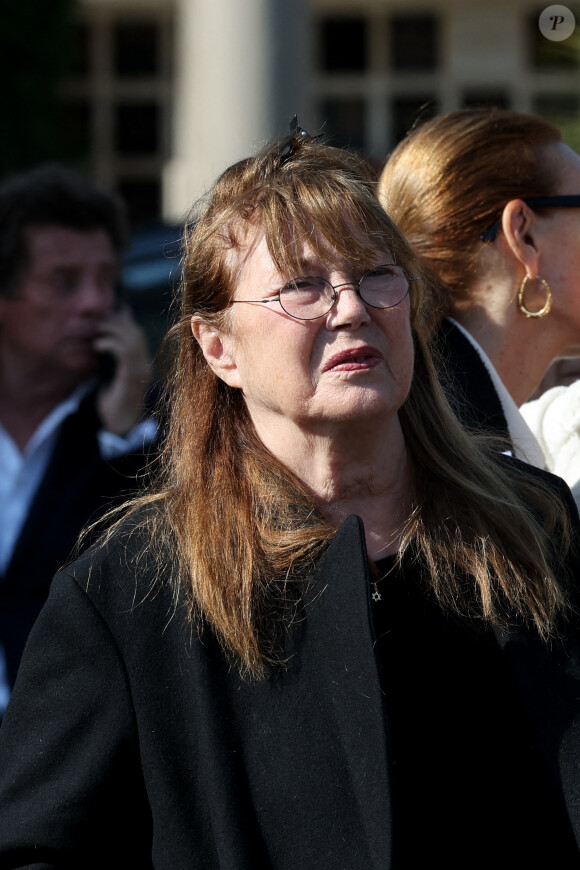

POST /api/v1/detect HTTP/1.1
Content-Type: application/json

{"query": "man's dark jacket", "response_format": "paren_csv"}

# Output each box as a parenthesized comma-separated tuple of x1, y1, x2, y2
(0, 391, 154, 688)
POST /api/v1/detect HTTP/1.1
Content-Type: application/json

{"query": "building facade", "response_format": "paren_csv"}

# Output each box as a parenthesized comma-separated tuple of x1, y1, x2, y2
(64, 0, 580, 223)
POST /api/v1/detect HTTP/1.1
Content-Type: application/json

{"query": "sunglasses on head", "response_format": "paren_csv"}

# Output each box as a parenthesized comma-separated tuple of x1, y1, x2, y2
(480, 195, 580, 243)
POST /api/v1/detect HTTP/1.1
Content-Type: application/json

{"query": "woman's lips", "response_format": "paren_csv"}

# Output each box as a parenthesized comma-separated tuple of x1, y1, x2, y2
(322, 346, 383, 373)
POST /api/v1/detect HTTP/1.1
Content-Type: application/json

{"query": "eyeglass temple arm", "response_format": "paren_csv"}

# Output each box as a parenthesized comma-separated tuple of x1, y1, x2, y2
(231, 297, 281, 305)
(481, 195, 580, 243)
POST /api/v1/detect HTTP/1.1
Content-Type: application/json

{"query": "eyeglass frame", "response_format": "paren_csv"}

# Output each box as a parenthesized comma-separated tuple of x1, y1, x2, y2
(480, 195, 580, 243)
(230, 263, 418, 321)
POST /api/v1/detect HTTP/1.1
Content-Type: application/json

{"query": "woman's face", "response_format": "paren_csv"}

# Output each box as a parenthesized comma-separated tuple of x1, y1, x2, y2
(539, 143, 580, 344)
(195, 229, 414, 445)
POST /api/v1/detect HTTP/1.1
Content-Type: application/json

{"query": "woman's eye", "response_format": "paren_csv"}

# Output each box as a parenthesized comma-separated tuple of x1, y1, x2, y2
(367, 265, 397, 278)
(284, 278, 313, 290)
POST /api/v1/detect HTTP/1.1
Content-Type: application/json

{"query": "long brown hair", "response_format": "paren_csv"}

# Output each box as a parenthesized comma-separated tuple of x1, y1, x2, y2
(378, 107, 562, 319)
(123, 130, 571, 678)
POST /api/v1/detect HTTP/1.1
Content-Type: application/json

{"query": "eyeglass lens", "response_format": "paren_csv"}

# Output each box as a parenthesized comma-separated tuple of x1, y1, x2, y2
(279, 265, 409, 320)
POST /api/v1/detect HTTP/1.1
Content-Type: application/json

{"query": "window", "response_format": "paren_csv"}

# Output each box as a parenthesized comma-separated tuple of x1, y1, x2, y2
(390, 15, 438, 71)
(319, 17, 368, 73)
(59, 10, 171, 225)
(391, 97, 437, 144)
(61, 101, 92, 161)
(462, 92, 509, 109)
(114, 22, 160, 76)
(320, 98, 366, 151)
(115, 103, 160, 155)
(69, 21, 90, 76)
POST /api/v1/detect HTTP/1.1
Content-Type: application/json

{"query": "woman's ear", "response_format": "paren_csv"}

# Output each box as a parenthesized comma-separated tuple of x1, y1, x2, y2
(500, 199, 541, 277)
(191, 316, 242, 388)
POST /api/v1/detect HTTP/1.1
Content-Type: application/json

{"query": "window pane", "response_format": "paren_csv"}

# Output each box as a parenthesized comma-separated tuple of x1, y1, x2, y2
(321, 98, 366, 150)
(114, 22, 160, 76)
(69, 21, 90, 76)
(319, 17, 367, 72)
(62, 100, 92, 160)
(390, 15, 438, 71)
(115, 103, 160, 155)
(391, 97, 437, 144)
(462, 92, 509, 109)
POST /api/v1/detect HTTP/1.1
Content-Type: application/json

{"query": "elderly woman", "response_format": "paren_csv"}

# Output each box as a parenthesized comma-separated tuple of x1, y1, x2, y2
(378, 106, 580, 470)
(0, 129, 579, 869)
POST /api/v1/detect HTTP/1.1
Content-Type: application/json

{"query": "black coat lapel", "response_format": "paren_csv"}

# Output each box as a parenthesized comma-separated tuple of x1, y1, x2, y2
(191, 515, 393, 869)
(304, 515, 393, 867)
(433, 318, 510, 439)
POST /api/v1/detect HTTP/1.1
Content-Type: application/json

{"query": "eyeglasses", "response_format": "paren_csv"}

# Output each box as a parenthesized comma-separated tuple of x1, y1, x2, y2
(480, 195, 580, 243)
(231, 264, 417, 321)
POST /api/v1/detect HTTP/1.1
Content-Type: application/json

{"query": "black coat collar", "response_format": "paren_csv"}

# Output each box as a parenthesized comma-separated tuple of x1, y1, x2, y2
(433, 318, 510, 439)
(302, 515, 393, 866)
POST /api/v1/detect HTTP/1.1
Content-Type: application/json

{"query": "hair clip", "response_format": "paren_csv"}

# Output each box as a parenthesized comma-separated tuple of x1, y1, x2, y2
(279, 116, 323, 166)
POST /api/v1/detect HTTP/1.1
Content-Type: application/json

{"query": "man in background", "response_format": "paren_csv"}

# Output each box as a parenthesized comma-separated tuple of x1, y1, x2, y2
(0, 165, 157, 715)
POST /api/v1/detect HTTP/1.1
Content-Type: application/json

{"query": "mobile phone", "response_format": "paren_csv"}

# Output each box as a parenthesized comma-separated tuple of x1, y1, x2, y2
(97, 283, 125, 385)
(97, 350, 117, 386)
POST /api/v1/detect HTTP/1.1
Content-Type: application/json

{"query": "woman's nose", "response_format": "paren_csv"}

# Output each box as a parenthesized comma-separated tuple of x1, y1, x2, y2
(328, 283, 370, 328)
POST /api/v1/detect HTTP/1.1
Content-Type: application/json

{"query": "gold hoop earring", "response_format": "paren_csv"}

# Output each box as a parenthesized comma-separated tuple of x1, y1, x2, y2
(518, 275, 552, 319)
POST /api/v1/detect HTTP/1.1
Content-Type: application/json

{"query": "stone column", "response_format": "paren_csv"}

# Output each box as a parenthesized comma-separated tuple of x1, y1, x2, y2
(163, 0, 310, 222)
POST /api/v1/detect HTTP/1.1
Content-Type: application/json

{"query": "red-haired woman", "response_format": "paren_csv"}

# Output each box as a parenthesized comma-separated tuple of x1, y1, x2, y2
(379, 107, 580, 470)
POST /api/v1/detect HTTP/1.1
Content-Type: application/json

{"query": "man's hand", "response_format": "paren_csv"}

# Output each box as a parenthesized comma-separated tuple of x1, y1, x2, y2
(94, 307, 152, 435)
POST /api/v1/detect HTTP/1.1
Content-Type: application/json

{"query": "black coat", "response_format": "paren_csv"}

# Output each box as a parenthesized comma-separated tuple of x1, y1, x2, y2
(0, 391, 154, 689)
(432, 317, 510, 438)
(1, 493, 580, 868)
